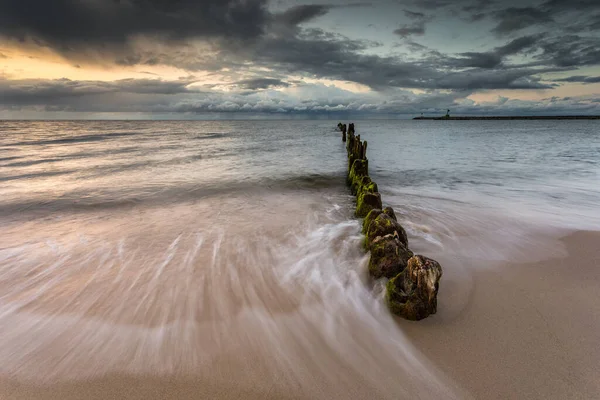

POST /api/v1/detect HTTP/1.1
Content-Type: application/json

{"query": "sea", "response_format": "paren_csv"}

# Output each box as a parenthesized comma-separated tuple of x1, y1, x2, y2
(0, 120, 599, 398)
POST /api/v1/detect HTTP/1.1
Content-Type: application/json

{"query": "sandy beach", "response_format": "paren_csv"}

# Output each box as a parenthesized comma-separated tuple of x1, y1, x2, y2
(403, 230, 600, 400)
(2, 0, 600, 391)
(2, 120, 599, 400)
(1, 229, 598, 400)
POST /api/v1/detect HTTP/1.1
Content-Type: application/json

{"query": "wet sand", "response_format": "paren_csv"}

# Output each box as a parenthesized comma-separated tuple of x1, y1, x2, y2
(403, 230, 600, 400)
(1, 230, 598, 399)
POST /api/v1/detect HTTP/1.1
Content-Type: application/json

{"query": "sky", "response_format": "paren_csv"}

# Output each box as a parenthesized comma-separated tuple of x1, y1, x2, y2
(0, 0, 599, 119)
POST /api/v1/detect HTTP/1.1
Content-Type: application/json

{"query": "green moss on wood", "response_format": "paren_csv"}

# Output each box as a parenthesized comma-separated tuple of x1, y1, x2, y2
(386, 255, 442, 321)
(362, 208, 382, 234)
(368, 236, 413, 279)
(357, 180, 378, 198)
(365, 213, 408, 248)
(356, 191, 382, 218)
(383, 207, 397, 221)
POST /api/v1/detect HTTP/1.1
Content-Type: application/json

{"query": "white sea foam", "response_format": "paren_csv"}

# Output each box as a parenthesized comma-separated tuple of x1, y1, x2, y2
(0, 195, 467, 399)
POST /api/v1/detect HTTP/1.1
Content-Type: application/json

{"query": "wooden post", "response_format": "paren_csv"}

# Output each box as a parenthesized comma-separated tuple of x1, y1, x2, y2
(338, 122, 442, 321)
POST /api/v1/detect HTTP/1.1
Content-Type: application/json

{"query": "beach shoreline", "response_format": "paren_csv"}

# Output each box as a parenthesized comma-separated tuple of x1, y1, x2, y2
(402, 229, 600, 400)
(1, 229, 598, 399)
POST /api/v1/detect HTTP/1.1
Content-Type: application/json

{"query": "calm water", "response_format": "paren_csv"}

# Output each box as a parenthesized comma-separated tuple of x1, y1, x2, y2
(0, 120, 599, 398)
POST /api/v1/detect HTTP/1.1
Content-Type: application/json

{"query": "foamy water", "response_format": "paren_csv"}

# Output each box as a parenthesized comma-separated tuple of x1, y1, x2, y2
(0, 120, 599, 398)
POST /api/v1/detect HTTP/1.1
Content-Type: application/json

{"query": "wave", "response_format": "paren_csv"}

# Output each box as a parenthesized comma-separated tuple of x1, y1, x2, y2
(192, 133, 229, 140)
(2, 157, 64, 168)
(0, 172, 346, 218)
(0, 156, 22, 163)
(0, 207, 467, 398)
(0, 169, 79, 183)
(3, 131, 140, 147)
(3, 131, 233, 148)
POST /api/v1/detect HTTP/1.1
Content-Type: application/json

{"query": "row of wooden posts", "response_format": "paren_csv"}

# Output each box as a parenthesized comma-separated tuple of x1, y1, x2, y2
(337, 122, 443, 321)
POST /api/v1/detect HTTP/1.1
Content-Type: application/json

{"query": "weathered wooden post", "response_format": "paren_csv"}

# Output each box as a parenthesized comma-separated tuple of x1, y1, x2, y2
(339, 122, 443, 321)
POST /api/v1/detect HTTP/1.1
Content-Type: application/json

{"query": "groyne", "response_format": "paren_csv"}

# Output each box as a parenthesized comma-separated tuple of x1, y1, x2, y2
(338, 123, 442, 321)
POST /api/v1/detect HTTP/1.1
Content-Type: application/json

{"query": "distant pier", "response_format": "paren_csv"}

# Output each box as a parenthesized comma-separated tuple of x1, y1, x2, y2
(413, 115, 600, 120)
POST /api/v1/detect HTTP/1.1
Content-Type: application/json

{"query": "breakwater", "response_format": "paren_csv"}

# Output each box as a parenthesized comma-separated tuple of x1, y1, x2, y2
(338, 122, 442, 321)
(413, 115, 600, 120)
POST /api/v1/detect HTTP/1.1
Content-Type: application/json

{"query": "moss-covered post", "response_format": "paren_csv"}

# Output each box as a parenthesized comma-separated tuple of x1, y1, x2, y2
(339, 122, 443, 321)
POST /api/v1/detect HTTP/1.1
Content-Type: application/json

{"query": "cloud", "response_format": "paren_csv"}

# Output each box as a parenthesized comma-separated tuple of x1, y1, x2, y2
(404, 0, 459, 9)
(2, 75, 600, 117)
(0, 77, 195, 107)
(537, 35, 600, 67)
(495, 34, 541, 56)
(491, 7, 553, 35)
(0, 0, 271, 58)
(394, 23, 426, 38)
(453, 0, 600, 36)
(0, 0, 598, 118)
(0, 75, 468, 115)
(0, 1, 371, 56)
(590, 15, 600, 30)
(554, 75, 600, 83)
(394, 9, 430, 38)
(404, 41, 429, 52)
(403, 10, 426, 19)
(440, 34, 541, 69)
(541, 0, 599, 12)
(430, 68, 558, 90)
(456, 94, 600, 115)
(275, 5, 330, 26)
(233, 78, 291, 90)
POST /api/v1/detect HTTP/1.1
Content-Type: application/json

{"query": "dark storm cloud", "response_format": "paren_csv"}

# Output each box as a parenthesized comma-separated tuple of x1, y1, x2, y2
(394, 9, 430, 38)
(252, 30, 424, 89)
(1, 0, 599, 117)
(404, 0, 457, 8)
(0, 0, 372, 53)
(275, 5, 330, 26)
(267, 27, 543, 89)
(0, 78, 194, 106)
(491, 7, 552, 35)
(441, 35, 541, 69)
(537, 35, 600, 67)
(403, 10, 426, 19)
(495, 35, 541, 56)
(251, 28, 558, 90)
(590, 16, 600, 30)
(405, 0, 599, 35)
(447, 52, 503, 69)
(404, 41, 428, 52)
(554, 76, 600, 83)
(398, 0, 600, 71)
(394, 23, 426, 38)
(0, 0, 271, 53)
(541, 0, 599, 12)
